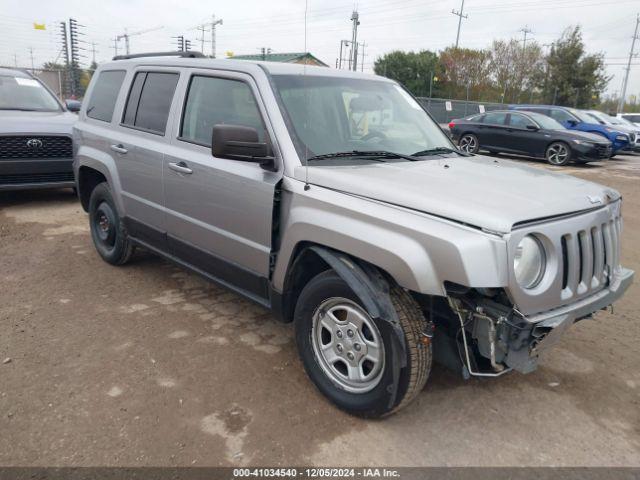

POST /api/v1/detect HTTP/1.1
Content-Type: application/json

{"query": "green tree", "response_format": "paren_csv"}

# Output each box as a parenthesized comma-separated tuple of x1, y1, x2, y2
(542, 26, 609, 108)
(490, 39, 545, 104)
(437, 47, 492, 100)
(373, 50, 440, 97)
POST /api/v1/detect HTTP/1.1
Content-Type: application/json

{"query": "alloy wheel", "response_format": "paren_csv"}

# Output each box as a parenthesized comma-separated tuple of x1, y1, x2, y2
(547, 143, 569, 165)
(459, 135, 478, 153)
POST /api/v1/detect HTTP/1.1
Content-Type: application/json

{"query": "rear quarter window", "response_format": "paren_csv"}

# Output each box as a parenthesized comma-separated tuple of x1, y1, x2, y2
(86, 70, 126, 122)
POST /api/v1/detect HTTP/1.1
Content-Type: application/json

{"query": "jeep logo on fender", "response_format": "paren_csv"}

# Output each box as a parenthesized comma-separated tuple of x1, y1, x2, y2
(26, 138, 43, 149)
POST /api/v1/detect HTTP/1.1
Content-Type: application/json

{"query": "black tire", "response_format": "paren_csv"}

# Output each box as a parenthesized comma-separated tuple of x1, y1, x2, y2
(545, 141, 572, 166)
(88, 182, 134, 265)
(458, 133, 480, 154)
(294, 270, 432, 418)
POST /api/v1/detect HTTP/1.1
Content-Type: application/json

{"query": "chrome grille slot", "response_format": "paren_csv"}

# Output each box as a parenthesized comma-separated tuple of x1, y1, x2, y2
(591, 226, 604, 288)
(560, 213, 620, 302)
(578, 230, 592, 295)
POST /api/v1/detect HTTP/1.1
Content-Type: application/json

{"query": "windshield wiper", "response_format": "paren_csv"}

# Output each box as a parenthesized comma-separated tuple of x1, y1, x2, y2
(306, 150, 418, 162)
(411, 147, 470, 157)
(0, 107, 40, 111)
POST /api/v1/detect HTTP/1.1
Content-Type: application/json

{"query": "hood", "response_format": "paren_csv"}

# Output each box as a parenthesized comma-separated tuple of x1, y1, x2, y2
(0, 110, 76, 136)
(295, 155, 619, 233)
(559, 129, 611, 143)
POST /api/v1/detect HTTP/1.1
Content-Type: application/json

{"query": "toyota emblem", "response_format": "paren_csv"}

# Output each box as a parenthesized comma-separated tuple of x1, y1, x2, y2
(26, 138, 43, 149)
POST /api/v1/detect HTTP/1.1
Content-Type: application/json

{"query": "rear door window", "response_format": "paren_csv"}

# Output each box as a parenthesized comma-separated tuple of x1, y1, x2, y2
(483, 112, 507, 125)
(508, 113, 536, 129)
(122, 72, 179, 134)
(86, 70, 126, 122)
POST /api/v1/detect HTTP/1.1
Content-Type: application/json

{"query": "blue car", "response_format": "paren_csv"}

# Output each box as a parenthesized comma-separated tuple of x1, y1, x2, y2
(510, 105, 630, 156)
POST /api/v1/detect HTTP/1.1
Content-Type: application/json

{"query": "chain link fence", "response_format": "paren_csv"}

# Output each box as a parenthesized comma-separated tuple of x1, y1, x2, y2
(417, 97, 508, 124)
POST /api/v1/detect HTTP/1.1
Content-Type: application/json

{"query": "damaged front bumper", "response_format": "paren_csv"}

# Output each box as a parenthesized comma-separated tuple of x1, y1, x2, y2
(448, 267, 634, 377)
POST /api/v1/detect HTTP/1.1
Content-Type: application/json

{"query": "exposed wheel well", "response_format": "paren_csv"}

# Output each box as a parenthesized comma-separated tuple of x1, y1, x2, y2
(279, 242, 332, 323)
(77, 166, 107, 212)
(278, 243, 403, 324)
(546, 140, 571, 152)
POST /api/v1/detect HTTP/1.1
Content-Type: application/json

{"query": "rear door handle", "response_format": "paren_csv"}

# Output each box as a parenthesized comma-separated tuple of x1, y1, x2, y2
(168, 161, 193, 175)
(110, 144, 128, 154)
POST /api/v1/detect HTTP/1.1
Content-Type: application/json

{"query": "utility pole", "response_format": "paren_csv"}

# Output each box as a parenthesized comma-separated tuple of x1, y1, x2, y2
(452, 0, 468, 49)
(59, 21, 70, 96)
(350, 10, 360, 71)
(90, 42, 97, 64)
(618, 13, 640, 113)
(123, 28, 130, 55)
(29, 47, 34, 70)
(68, 18, 85, 97)
(360, 41, 366, 72)
(173, 35, 185, 51)
(197, 25, 206, 53)
(520, 25, 533, 50)
(260, 47, 272, 61)
(112, 37, 119, 57)
(210, 15, 223, 58)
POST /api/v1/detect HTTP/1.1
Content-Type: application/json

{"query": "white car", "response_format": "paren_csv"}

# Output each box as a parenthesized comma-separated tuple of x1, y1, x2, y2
(617, 113, 640, 128)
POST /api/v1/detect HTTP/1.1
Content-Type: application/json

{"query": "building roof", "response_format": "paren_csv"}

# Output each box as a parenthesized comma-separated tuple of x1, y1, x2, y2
(230, 52, 328, 67)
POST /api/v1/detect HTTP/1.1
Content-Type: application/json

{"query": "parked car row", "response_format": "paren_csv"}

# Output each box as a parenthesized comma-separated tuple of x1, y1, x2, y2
(449, 104, 637, 166)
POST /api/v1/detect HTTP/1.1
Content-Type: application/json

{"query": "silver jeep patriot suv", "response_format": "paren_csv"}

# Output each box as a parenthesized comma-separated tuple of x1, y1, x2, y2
(73, 53, 634, 417)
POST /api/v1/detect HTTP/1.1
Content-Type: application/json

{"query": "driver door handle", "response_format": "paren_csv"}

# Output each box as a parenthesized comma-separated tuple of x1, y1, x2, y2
(168, 161, 193, 175)
(110, 144, 128, 154)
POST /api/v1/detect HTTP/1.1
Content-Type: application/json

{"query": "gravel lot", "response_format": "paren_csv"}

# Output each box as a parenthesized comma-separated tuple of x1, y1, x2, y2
(1, 153, 639, 467)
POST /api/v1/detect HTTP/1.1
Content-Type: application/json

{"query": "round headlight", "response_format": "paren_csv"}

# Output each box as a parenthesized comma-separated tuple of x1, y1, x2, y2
(514, 235, 546, 289)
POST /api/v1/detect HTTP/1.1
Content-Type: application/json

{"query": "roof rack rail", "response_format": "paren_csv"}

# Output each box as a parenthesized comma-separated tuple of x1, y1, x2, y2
(112, 51, 206, 61)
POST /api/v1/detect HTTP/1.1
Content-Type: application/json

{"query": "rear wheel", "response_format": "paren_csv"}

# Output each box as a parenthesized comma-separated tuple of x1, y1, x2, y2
(89, 182, 134, 265)
(459, 134, 479, 154)
(294, 270, 432, 417)
(546, 142, 571, 166)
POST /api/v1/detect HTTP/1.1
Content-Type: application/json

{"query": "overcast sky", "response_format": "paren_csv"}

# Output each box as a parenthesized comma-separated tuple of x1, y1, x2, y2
(0, 0, 637, 101)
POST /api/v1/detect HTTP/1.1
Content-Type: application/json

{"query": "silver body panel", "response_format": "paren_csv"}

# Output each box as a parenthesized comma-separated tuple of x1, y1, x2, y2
(74, 57, 633, 329)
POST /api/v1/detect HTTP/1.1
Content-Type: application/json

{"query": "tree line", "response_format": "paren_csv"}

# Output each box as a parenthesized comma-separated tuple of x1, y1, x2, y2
(374, 26, 610, 109)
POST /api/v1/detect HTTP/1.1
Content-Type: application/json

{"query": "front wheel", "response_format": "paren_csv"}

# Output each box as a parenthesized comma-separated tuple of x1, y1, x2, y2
(294, 270, 432, 417)
(546, 142, 572, 166)
(458, 133, 480, 154)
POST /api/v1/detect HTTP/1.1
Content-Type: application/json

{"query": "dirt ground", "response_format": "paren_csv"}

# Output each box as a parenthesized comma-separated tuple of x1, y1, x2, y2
(1, 153, 639, 467)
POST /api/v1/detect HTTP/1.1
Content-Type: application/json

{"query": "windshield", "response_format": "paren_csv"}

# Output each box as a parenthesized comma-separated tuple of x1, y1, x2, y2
(526, 112, 565, 130)
(586, 111, 613, 125)
(271, 75, 453, 162)
(567, 108, 596, 124)
(607, 115, 633, 127)
(0, 74, 61, 112)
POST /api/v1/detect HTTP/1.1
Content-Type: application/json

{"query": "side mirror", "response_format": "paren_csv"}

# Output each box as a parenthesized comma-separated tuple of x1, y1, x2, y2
(526, 124, 539, 131)
(211, 124, 271, 162)
(211, 124, 275, 169)
(65, 99, 81, 113)
(567, 119, 578, 127)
